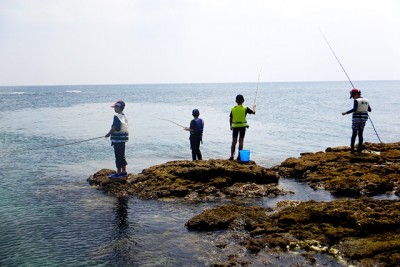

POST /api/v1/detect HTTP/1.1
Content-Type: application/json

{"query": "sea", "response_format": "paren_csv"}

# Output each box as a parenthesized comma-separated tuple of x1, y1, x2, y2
(0, 81, 399, 266)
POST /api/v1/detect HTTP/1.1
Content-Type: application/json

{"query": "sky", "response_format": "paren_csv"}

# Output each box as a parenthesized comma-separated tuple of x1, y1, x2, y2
(0, 0, 399, 86)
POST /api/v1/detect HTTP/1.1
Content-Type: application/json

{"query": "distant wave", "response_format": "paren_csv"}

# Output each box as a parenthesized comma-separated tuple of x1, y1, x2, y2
(65, 90, 82, 93)
(0, 92, 26, 95)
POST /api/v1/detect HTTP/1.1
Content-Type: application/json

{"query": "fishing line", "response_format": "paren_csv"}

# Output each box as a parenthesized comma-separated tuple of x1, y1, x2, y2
(320, 30, 383, 144)
(253, 68, 262, 106)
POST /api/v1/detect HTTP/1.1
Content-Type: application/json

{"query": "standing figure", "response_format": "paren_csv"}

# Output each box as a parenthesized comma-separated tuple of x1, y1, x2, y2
(342, 89, 372, 153)
(105, 100, 129, 178)
(229, 94, 256, 160)
(184, 109, 204, 160)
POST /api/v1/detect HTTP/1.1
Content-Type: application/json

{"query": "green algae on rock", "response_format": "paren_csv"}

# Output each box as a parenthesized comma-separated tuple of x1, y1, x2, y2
(273, 142, 400, 197)
(186, 199, 400, 266)
(87, 159, 287, 200)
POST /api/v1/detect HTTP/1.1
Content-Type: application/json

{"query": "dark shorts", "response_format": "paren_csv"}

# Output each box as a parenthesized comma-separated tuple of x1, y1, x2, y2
(112, 142, 128, 169)
(352, 118, 366, 131)
(232, 127, 246, 139)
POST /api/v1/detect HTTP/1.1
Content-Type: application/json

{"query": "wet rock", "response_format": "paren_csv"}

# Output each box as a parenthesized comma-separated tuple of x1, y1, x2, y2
(186, 204, 273, 231)
(186, 199, 400, 266)
(88, 159, 286, 200)
(86, 169, 130, 198)
(273, 142, 400, 197)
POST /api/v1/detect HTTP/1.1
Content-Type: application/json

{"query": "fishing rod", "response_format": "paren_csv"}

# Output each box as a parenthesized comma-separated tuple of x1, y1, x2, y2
(367, 117, 383, 144)
(253, 68, 262, 106)
(320, 30, 383, 144)
(37, 136, 104, 150)
(157, 118, 186, 128)
(319, 30, 355, 88)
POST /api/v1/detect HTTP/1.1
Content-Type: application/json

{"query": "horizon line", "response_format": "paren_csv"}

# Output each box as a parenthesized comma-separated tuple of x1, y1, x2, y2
(1, 79, 399, 88)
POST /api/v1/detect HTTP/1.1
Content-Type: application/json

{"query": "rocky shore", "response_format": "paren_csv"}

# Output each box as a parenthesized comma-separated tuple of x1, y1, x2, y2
(88, 142, 400, 266)
(273, 142, 400, 197)
(87, 159, 286, 200)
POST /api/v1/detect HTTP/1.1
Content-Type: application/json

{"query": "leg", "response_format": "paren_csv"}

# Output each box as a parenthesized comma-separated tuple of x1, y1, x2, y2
(196, 138, 203, 160)
(190, 138, 196, 160)
(350, 129, 357, 154)
(230, 128, 240, 159)
(238, 138, 244, 151)
(195, 139, 202, 160)
(115, 142, 127, 173)
(357, 129, 364, 152)
(230, 138, 238, 159)
(237, 128, 246, 160)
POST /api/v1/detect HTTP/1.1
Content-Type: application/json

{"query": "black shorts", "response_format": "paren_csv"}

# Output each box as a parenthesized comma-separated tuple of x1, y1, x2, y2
(232, 127, 246, 139)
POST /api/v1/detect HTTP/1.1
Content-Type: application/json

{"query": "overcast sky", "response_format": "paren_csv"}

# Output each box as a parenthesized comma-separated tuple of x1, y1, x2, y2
(0, 0, 399, 86)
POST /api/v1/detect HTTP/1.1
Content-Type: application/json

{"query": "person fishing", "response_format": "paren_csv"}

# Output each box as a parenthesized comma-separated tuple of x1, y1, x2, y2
(342, 89, 372, 153)
(105, 100, 129, 178)
(229, 94, 256, 160)
(184, 109, 204, 160)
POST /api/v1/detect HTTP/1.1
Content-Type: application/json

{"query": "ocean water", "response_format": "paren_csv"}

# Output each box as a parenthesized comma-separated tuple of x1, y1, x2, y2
(0, 81, 399, 266)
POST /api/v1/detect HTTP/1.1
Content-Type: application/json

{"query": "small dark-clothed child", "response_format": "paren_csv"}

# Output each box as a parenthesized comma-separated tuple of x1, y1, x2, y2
(105, 100, 129, 178)
(184, 109, 204, 160)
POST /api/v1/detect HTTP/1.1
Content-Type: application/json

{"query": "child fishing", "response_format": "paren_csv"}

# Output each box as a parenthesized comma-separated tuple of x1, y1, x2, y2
(105, 100, 129, 178)
(229, 94, 256, 160)
(184, 109, 204, 160)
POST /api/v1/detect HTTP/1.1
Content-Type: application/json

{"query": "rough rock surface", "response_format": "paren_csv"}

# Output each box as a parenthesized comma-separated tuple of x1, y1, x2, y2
(186, 199, 400, 266)
(87, 159, 286, 200)
(87, 142, 400, 266)
(273, 142, 400, 197)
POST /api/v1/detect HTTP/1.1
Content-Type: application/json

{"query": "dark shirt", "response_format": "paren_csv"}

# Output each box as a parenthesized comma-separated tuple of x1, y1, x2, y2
(190, 118, 204, 136)
(229, 107, 255, 118)
(112, 115, 122, 131)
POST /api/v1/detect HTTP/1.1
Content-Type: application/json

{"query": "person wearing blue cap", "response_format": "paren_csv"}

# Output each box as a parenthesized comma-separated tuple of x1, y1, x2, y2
(105, 100, 129, 178)
(184, 109, 204, 160)
(342, 89, 372, 153)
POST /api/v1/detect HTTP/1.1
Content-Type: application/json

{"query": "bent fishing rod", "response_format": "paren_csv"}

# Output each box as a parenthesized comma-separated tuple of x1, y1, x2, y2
(320, 30, 383, 144)
(157, 118, 186, 128)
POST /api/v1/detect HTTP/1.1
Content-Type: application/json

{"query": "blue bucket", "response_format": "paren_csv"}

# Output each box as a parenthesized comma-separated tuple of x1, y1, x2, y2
(239, 150, 250, 163)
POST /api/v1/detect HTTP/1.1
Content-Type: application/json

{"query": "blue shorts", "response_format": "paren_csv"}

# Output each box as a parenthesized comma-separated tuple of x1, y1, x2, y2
(352, 119, 366, 131)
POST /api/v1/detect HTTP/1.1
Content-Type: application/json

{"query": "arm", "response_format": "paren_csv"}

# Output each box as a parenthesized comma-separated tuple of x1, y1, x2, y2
(105, 125, 117, 137)
(246, 106, 256, 115)
(342, 100, 358, 115)
(105, 116, 120, 137)
(229, 112, 233, 130)
(184, 120, 195, 132)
